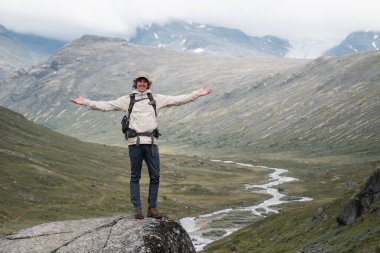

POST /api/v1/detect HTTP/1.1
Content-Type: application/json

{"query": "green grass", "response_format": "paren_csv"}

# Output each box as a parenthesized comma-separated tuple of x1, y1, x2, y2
(0, 106, 269, 234)
(201, 158, 380, 253)
(0, 106, 131, 233)
(203, 196, 380, 253)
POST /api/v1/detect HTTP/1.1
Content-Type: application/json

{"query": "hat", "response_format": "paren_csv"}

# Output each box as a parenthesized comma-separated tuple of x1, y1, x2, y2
(133, 71, 152, 85)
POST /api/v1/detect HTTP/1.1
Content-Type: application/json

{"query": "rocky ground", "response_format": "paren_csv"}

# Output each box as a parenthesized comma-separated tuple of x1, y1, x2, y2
(0, 215, 195, 253)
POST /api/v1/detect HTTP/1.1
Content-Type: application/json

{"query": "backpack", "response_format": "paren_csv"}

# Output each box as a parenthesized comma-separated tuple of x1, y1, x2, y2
(121, 92, 158, 139)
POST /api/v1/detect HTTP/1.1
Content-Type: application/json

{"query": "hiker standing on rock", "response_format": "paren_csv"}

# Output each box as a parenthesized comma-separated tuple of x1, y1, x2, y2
(70, 71, 212, 219)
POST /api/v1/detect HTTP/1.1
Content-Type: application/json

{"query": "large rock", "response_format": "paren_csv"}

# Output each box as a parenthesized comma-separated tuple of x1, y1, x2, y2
(0, 216, 195, 253)
(337, 168, 380, 225)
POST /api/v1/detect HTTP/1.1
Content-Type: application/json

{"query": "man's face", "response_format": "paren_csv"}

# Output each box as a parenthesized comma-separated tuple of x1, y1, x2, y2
(136, 78, 149, 92)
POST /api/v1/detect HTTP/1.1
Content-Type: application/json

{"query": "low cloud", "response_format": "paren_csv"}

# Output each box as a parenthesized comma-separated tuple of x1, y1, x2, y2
(0, 0, 379, 45)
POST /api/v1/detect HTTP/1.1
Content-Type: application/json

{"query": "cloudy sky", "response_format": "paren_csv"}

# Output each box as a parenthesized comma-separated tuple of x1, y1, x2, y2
(1, 0, 379, 46)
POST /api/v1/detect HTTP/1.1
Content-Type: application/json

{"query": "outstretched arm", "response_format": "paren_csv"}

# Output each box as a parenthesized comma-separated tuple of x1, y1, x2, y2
(69, 94, 129, 111)
(156, 86, 212, 109)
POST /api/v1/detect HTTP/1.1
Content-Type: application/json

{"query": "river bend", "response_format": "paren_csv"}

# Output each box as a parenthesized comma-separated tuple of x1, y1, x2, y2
(180, 159, 313, 251)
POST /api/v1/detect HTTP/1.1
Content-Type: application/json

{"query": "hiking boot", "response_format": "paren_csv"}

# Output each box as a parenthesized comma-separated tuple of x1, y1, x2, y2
(147, 207, 162, 219)
(134, 208, 144, 219)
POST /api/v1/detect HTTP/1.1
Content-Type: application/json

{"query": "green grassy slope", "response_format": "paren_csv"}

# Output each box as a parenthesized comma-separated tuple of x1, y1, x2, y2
(202, 157, 380, 253)
(0, 106, 132, 233)
(203, 196, 380, 253)
(0, 106, 270, 234)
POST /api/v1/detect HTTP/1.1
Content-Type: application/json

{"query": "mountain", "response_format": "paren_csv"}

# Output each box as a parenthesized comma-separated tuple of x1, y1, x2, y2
(325, 31, 380, 56)
(11, 30, 67, 62)
(129, 20, 291, 57)
(0, 25, 31, 77)
(0, 34, 379, 160)
(0, 34, 304, 151)
(0, 25, 66, 77)
(155, 52, 380, 160)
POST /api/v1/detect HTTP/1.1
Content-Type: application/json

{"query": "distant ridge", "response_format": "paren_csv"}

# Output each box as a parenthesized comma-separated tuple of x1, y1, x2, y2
(0, 24, 66, 77)
(130, 20, 291, 57)
(325, 31, 380, 56)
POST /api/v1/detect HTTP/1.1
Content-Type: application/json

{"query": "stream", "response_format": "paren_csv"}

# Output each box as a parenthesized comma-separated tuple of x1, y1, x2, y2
(179, 159, 313, 251)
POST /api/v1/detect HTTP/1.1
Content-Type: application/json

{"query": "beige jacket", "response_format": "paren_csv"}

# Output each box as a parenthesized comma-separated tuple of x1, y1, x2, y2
(83, 89, 201, 145)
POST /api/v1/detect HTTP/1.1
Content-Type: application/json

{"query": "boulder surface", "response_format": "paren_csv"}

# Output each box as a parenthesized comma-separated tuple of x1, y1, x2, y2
(0, 216, 195, 253)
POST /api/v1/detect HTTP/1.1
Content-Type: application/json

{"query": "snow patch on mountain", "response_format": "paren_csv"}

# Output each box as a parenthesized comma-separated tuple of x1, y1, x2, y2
(193, 48, 204, 53)
(129, 20, 291, 57)
(372, 41, 379, 50)
(349, 45, 358, 52)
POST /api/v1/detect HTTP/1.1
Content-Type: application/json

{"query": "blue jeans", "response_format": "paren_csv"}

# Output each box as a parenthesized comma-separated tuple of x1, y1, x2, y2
(129, 144, 160, 209)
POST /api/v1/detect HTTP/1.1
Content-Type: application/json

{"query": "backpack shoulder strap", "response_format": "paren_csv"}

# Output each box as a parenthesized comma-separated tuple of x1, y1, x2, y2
(128, 93, 136, 117)
(147, 92, 157, 117)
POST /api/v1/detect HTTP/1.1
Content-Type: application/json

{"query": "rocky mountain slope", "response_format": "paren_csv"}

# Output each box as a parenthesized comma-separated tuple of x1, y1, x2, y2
(0, 24, 66, 77)
(130, 20, 291, 57)
(0, 34, 379, 159)
(0, 35, 305, 152)
(325, 31, 380, 56)
(0, 25, 31, 77)
(164, 52, 379, 158)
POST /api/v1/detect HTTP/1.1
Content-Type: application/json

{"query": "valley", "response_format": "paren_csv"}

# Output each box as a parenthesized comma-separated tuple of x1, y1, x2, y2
(1, 106, 379, 252)
(0, 33, 379, 252)
(0, 107, 271, 234)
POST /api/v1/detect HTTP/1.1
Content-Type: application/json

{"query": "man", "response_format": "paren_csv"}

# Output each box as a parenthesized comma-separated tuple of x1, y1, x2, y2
(70, 71, 212, 219)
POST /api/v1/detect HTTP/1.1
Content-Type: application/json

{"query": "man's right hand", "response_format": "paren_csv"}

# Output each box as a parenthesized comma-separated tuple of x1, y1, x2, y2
(197, 87, 212, 96)
(70, 95, 84, 105)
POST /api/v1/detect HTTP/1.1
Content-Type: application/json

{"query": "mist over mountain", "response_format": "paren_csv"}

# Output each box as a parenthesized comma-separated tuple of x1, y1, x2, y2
(129, 20, 291, 57)
(285, 39, 333, 59)
(286, 32, 380, 59)
(0, 24, 66, 77)
(0, 34, 379, 159)
(325, 31, 380, 56)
